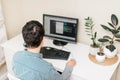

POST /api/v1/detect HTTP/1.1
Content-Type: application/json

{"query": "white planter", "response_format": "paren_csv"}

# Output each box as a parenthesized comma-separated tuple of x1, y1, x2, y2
(104, 47, 117, 58)
(89, 46, 99, 55)
(95, 53, 106, 62)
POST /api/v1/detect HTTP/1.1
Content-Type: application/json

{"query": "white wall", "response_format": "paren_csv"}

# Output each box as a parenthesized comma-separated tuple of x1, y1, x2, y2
(1, 1, 120, 80)
(0, 0, 7, 64)
(1, 0, 120, 46)
(1, 0, 24, 39)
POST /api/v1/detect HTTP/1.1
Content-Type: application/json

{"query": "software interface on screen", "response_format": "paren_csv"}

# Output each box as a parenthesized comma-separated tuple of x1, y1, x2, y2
(50, 20, 76, 39)
(43, 14, 78, 45)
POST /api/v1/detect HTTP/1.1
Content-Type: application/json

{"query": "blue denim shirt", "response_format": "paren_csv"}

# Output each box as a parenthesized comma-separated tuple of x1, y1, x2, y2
(13, 51, 73, 80)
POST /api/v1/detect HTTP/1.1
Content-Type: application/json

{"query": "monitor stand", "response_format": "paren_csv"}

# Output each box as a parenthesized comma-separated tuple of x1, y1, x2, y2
(53, 40, 67, 46)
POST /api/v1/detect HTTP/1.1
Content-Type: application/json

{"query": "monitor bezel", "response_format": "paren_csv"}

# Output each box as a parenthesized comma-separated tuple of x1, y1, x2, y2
(43, 14, 79, 43)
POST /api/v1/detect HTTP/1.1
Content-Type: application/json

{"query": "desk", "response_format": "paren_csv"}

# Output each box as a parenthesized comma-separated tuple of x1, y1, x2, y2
(1, 34, 120, 80)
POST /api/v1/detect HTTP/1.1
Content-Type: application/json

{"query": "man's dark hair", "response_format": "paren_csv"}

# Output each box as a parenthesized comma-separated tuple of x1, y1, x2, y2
(22, 20, 44, 48)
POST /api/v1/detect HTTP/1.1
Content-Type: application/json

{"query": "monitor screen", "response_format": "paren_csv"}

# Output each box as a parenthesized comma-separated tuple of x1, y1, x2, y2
(43, 14, 78, 46)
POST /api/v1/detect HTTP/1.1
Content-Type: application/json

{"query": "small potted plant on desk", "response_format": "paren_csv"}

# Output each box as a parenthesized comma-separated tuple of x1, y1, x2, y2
(100, 14, 120, 58)
(85, 17, 99, 55)
(95, 38, 108, 62)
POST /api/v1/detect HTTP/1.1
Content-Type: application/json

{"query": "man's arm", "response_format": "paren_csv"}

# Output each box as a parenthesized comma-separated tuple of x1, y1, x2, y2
(48, 59, 76, 80)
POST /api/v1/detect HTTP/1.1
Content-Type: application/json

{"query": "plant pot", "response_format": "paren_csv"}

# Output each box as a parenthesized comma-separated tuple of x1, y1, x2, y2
(89, 46, 99, 55)
(104, 47, 117, 58)
(95, 52, 106, 62)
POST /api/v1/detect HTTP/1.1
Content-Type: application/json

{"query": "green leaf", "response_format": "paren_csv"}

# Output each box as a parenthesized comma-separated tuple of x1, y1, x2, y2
(85, 17, 90, 20)
(94, 32, 97, 38)
(85, 24, 89, 26)
(91, 38, 94, 40)
(98, 38, 109, 42)
(108, 22, 114, 28)
(85, 31, 90, 32)
(101, 24, 112, 32)
(115, 39, 120, 42)
(114, 34, 120, 38)
(111, 29, 119, 34)
(103, 36, 112, 40)
(85, 28, 90, 30)
(106, 45, 116, 52)
(111, 14, 118, 26)
(117, 26, 120, 31)
(85, 25, 90, 27)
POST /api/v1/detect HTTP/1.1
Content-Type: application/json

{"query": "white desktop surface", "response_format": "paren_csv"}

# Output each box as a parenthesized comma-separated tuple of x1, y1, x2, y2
(1, 34, 120, 80)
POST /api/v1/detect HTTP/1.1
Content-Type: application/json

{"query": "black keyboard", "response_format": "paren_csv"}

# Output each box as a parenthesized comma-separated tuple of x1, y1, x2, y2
(40, 46, 70, 60)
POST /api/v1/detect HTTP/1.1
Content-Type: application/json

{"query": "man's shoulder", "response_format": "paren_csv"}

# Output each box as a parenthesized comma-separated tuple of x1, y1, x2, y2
(13, 51, 26, 60)
(13, 50, 53, 69)
(13, 51, 54, 72)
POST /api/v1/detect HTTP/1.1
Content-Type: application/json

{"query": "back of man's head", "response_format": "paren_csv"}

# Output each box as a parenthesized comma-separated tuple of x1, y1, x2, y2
(22, 20, 44, 48)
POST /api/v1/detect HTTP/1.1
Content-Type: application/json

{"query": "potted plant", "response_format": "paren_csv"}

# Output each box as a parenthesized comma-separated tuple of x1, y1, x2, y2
(99, 14, 120, 58)
(95, 38, 108, 62)
(85, 17, 99, 55)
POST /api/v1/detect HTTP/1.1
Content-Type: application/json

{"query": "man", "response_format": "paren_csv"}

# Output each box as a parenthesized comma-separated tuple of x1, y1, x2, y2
(13, 20, 76, 80)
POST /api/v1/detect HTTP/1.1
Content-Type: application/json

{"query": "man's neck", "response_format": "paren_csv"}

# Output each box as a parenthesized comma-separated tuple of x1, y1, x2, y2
(27, 46, 41, 54)
(27, 40, 43, 54)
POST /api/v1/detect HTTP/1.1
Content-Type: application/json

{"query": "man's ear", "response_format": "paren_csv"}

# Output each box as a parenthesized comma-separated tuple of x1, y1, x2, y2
(41, 37, 44, 45)
(42, 37, 44, 42)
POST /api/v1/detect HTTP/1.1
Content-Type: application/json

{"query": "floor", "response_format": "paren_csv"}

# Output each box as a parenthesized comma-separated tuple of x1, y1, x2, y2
(0, 63, 8, 80)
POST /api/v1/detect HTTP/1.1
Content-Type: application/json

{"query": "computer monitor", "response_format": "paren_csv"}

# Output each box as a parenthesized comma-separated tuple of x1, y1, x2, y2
(43, 14, 78, 46)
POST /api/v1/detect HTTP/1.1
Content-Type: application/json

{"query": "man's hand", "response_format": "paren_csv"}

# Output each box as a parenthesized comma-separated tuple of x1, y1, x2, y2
(67, 59, 76, 67)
